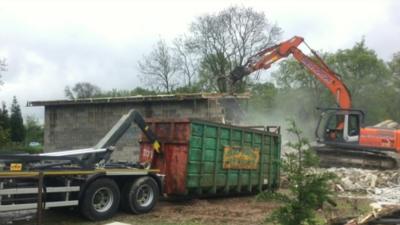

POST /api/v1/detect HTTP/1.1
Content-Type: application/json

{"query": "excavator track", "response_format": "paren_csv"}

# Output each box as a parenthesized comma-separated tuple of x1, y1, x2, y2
(314, 145, 400, 170)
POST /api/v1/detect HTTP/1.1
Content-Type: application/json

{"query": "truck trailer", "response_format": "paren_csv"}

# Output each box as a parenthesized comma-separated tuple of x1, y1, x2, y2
(0, 110, 164, 222)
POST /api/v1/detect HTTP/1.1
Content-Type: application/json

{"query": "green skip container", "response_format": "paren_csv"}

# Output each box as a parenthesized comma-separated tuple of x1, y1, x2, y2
(140, 118, 281, 196)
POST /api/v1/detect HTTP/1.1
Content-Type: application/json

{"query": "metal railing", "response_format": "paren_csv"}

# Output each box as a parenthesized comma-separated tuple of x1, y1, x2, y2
(0, 172, 44, 225)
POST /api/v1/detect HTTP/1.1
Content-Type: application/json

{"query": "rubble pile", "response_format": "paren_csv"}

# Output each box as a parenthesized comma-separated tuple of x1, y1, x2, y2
(325, 168, 400, 191)
(370, 186, 400, 203)
(320, 168, 400, 203)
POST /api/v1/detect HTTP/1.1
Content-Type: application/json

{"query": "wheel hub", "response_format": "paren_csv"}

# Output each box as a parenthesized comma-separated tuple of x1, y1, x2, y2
(92, 187, 114, 213)
(136, 184, 154, 207)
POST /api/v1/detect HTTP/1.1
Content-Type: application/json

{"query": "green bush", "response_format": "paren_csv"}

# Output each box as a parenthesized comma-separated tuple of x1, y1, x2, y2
(258, 119, 335, 225)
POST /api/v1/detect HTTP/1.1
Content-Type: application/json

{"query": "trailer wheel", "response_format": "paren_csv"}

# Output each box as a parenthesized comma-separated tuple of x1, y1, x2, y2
(80, 178, 120, 221)
(121, 176, 159, 214)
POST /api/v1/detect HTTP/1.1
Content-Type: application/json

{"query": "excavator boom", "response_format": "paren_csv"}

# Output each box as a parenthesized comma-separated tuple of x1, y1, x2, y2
(230, 36, 352, 109)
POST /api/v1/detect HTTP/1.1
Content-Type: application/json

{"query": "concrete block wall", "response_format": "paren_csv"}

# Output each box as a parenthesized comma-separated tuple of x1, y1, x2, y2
(44, 99, 225, 162)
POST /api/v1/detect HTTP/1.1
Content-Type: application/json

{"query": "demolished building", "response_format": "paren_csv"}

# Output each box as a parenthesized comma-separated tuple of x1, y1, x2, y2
(28, 93, 249, 162)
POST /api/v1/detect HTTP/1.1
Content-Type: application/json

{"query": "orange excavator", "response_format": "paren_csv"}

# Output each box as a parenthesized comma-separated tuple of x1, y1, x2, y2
(229, 36, 400, 169)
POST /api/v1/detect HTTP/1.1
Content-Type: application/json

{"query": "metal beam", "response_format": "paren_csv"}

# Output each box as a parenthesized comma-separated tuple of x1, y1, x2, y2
(0, 186, 80, 195)
(40, 148, 107, 157)
(0, 201, 78, 212)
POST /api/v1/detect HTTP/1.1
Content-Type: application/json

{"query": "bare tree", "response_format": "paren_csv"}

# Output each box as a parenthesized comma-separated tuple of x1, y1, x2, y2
(0, 58, 7, 86)
(188, 6, 282, 92)
(138, 39, 177, 93)
(173, 37, 200, 87)
(64, 82, 102, 99)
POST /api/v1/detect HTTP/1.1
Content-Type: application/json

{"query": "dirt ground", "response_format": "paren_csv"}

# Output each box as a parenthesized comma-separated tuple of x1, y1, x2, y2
(8, 167, 385, 225)
(9, 195, 372, 225)
(41, 196, 277, 225)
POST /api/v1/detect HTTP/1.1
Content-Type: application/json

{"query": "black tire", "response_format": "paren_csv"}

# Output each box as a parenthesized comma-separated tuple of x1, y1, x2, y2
(121, 176, 159, 214)
(79, 178, 120, 221)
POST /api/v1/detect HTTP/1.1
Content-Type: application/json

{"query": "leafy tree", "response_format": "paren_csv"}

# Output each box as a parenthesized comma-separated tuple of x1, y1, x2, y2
(65, 82, 102, 99)
(97, 87, 157, 97)
(187, 6, 282, 92)
(0, 126, 9, 146)
(389, 52, 400, 78)
(0, 102, 10, 146)
(329, 39, 391, 124)
(173, 83, 203, 94)
(247, 82, 277, 114)
(270, 56, 336, 126)
(330, 39, 390, 100)
(272, 53, 335, 111)
(24, 116, 44, 145)
(9, 96, 25, 143)
(258, 120, 335, 225)
(382, 52, 400, 122)
(138, 39, 177, 93)
(197, 52, 232, 91)
(0, 102, 10, 130)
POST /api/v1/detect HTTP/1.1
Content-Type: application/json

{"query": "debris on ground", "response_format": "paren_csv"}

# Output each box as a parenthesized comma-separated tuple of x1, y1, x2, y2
(344, 202, 400, 225)
(0, 210, 36, 224)
(316, 167, 400, 203)
(325, 168, 400, 190)
(371, 186, 400, 203)
(312, 167, 400, 224)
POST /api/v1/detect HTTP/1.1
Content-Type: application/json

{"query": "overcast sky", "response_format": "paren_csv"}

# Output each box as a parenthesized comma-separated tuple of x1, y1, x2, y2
(0, 0, 399, 122)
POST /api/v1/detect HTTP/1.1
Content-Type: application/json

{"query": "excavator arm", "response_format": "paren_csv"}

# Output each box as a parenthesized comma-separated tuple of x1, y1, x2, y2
(230, 36, 352, 109)
(229, 36, 400, 170)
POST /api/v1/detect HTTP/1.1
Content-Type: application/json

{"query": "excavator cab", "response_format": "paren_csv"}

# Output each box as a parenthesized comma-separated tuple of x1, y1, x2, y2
(316, 108, 364, 145)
